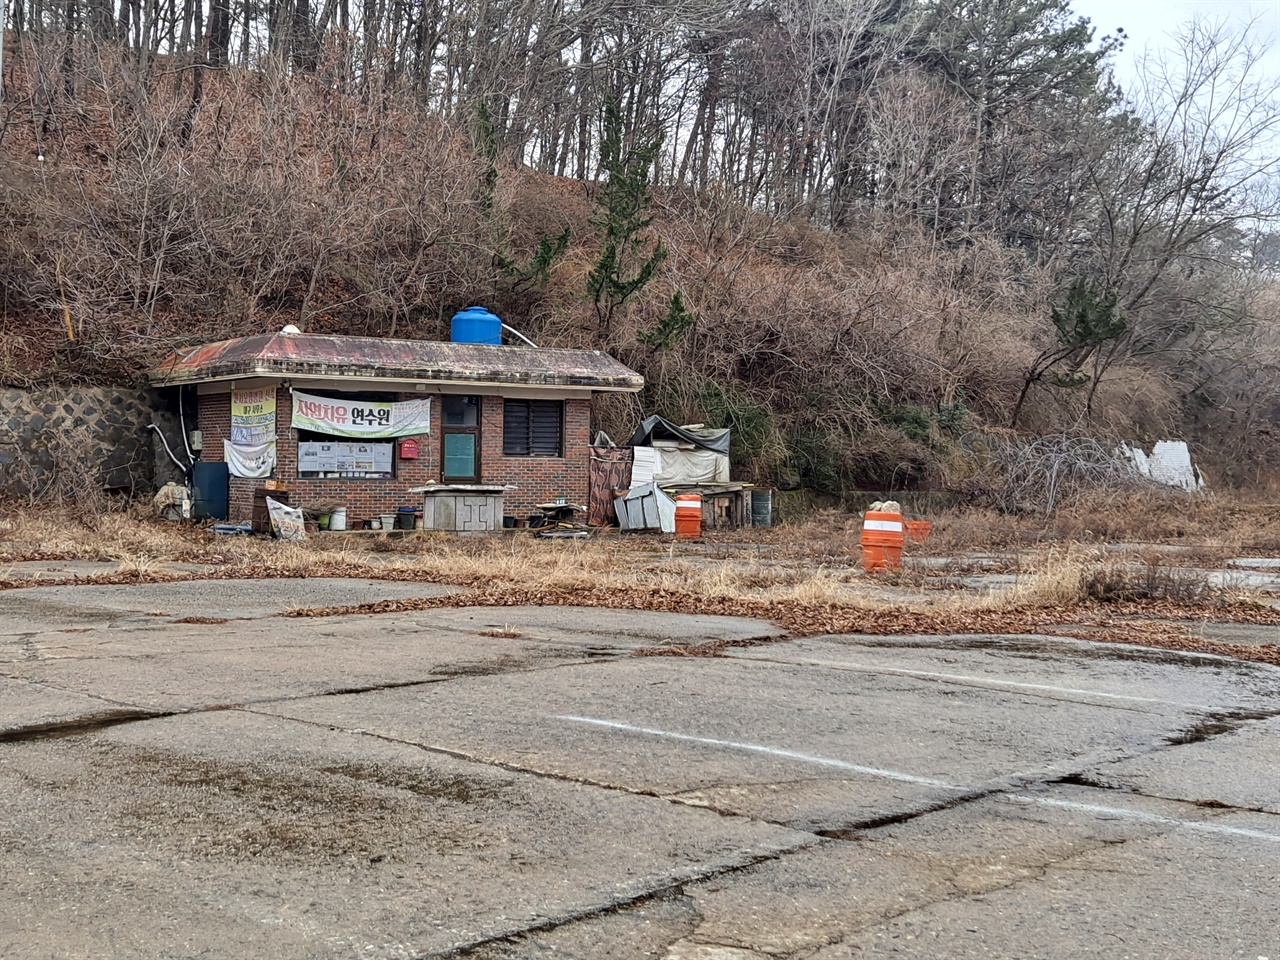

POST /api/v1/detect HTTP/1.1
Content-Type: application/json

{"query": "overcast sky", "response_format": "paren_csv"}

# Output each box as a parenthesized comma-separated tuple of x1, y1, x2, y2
(1069, 0, 1280, 87)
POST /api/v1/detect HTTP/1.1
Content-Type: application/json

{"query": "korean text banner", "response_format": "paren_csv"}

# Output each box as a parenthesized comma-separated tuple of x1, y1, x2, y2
(291, 391, 431, 438)
(231, 386, 277, 444)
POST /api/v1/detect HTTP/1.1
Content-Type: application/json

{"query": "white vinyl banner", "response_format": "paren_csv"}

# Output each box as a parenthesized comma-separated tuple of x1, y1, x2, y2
(223, 440, 277, 478)
(291, 391, 431, 438)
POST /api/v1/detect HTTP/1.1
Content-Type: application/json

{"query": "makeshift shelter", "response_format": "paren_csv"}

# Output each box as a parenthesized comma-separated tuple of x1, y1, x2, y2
(590, 415, 757, 533)
(627, 415, 730, 485)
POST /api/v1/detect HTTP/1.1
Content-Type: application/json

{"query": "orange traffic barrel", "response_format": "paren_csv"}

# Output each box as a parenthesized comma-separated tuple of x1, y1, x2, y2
(675, 494, 702, 540)
(861, 510, 904, 572)
(903, 519, 932, 543)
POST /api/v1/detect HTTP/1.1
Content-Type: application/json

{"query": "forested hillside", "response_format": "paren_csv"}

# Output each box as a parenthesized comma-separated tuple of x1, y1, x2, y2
(1, 0, 1278, 489)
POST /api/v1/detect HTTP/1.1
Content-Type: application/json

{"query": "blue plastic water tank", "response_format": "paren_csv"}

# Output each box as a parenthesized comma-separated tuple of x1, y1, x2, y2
(450, 306, 502, 345)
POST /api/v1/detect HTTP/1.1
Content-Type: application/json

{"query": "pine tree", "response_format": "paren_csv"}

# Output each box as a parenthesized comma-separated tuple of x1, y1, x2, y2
(586, 100, 666, 333)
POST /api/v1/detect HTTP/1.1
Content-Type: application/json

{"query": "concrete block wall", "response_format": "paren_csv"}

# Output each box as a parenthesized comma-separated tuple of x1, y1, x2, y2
(197, 385, 590, 523)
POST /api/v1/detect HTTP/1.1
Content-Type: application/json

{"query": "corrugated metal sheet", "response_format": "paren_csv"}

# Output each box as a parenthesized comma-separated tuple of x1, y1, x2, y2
(149, 333, 643, 392)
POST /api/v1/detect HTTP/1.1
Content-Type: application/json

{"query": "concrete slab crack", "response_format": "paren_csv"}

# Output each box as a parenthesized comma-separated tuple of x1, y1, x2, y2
(0, 708, 182, 743)
(424, 851, 807, 959)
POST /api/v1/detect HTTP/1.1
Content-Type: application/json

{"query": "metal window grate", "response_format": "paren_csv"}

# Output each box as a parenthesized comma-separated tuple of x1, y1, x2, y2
(503, 400, 563, 457)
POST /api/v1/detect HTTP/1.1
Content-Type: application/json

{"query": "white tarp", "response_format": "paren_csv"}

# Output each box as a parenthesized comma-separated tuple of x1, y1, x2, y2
(1119, 440, 1204, 491)
(652, 448, 730, 484)
(628, 446, 729, 485)
(223, 440, 277, 479)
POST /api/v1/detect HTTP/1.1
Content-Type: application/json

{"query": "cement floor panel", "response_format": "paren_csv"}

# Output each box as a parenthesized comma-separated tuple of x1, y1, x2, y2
(1089, 714, 1280, 814)
(255, 654, 1201, 825)
(2, 627, 581, 715)
(0, 578, 465, 630)
(0, 709, 813, 960)
(0, 676, 130, 734)
(477, 788, 1280, 960)
(731, 634, 1280, 713)
(816, 792, 1280, 958)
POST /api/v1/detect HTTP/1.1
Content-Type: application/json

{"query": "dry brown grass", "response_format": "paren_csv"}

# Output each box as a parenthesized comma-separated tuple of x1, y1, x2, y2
(1, 501, 1276, 621)
(8, 503, 1280, 668)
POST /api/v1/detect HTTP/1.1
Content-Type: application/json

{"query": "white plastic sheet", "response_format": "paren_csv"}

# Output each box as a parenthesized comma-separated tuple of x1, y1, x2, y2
(652, 448, 729, 484)
(1119, 441, 1204, 491)
(223, 440, 277, 479)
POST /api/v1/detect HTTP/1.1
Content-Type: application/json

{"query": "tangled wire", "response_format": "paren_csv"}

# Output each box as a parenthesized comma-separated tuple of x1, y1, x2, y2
(958, 433, 1150, 516)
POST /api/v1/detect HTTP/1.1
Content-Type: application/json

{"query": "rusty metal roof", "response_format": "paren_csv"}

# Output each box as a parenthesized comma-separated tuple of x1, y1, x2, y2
(149, 333, 644, 392)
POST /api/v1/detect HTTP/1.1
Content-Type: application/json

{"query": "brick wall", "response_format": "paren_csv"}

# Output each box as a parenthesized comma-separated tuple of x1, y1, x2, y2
(198, 385, 590, 523)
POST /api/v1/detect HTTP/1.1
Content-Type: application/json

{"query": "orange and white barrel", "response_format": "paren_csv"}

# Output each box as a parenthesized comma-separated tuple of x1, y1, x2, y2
(675, 494, 702, 540)
(860, 510, 904, 572)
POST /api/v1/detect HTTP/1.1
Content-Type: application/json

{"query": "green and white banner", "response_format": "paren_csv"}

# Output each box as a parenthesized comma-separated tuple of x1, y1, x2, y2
(291, 390, 431, 438)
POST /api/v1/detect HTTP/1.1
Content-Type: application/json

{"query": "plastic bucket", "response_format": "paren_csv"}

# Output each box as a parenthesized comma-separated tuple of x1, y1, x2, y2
(675, 494, 702, 540)
(861, 510, 904, 572)
(380, 513, 397, 532)
(329, 507, 347, 531)
(750, 490, 773, 528)
(903, 519, 931, 543)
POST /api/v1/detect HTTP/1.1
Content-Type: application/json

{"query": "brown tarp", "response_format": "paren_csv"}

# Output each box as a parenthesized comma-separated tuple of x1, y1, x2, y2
(588, 447, 633, 526)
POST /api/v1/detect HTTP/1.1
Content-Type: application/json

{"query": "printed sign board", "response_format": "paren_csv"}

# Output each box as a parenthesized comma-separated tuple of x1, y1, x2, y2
(298, 441, 395, 478)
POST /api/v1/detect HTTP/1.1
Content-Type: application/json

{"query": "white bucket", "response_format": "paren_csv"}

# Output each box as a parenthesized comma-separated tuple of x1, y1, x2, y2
(380, 513, 397, 532)
(329, 507, 347, 531)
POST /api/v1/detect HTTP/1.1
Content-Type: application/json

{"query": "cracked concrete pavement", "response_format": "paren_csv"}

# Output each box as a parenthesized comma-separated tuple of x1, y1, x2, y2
(2, 576, 1279, 959)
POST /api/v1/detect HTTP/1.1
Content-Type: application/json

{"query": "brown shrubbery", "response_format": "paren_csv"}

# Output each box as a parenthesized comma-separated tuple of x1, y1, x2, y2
(1, 37, 1278, 494)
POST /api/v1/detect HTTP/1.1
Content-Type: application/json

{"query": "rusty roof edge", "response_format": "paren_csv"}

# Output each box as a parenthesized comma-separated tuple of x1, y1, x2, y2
(148, 358, 644, 391)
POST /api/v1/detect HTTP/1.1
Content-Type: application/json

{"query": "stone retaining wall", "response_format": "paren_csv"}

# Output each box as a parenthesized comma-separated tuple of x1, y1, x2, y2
(0, 386, 186, 501)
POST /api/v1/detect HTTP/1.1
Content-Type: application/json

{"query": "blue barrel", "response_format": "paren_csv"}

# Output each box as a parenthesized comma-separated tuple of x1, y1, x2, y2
(450, 306, 502, 345)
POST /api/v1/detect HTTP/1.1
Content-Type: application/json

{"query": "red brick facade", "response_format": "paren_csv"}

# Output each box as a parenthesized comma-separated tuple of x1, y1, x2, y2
(197, 385, 591, 523)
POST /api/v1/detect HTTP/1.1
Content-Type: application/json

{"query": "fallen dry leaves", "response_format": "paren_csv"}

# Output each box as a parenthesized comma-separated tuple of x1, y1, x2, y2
(281, 583, 1280, 668)
(4, 508, 1280, 669)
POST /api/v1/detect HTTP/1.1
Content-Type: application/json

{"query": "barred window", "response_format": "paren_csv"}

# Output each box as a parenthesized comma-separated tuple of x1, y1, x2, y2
(503, 400, 563, 457)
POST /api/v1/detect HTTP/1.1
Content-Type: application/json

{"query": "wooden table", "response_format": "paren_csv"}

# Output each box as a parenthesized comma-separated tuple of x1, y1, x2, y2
(659, 483, 752, 529)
